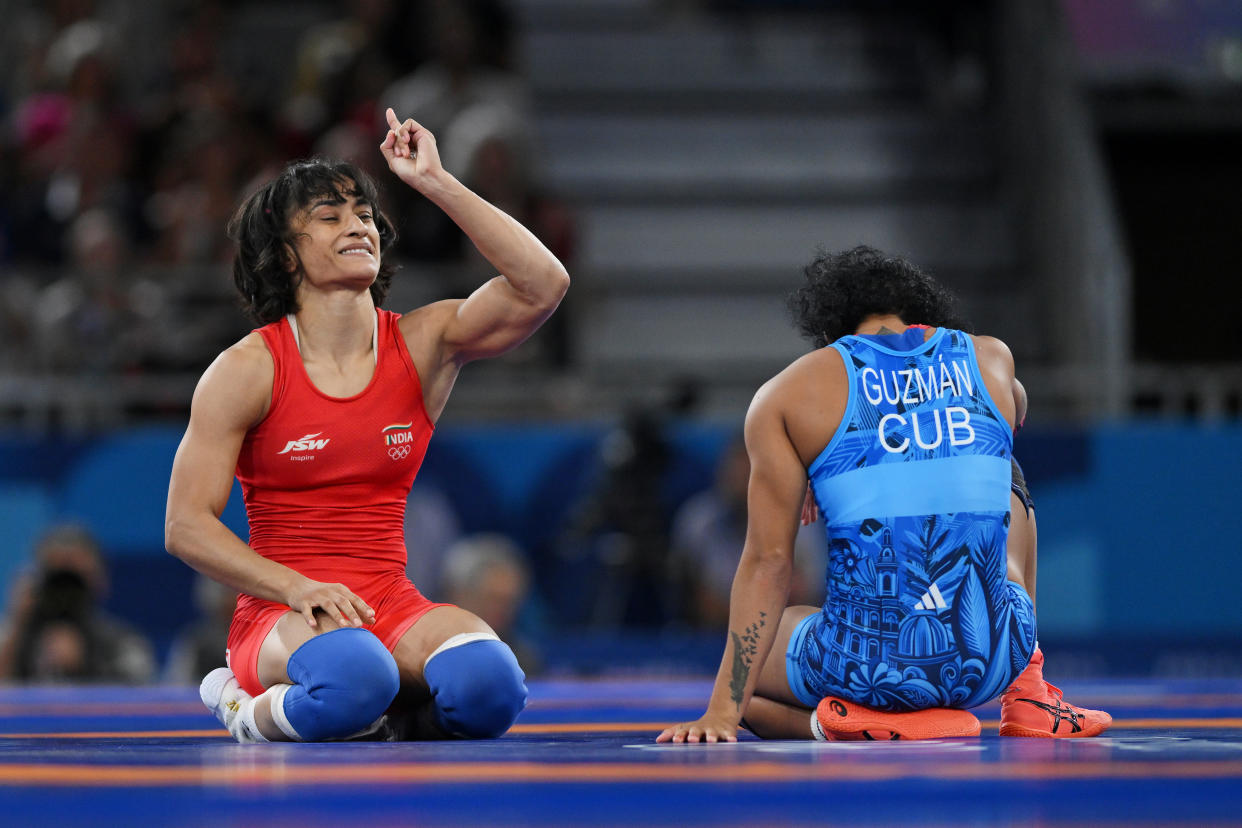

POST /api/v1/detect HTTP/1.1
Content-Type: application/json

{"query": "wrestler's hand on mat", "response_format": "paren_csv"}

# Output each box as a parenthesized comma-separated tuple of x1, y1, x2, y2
(380, 107, 444, 192)
(800, 482, 818, 526)
(656, 714, 739, 744)
(285, 578, 376, 629)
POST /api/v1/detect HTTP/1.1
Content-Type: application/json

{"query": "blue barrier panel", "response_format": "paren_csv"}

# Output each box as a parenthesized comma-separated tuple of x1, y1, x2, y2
(56, 426, 248, 555)
(57, 426, 185, 556)
(1029, 422, 1242, 638)
(0, 433, 89, 486)
(0, 420, 1236, 674)
(0, 485, 54, 606)
(1094, 422, 1242, 635)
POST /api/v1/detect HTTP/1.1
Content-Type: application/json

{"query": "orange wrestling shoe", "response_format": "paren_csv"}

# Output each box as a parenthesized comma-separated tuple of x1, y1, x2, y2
(999, 648, 1112, 738)
(814, 696, 981, 741)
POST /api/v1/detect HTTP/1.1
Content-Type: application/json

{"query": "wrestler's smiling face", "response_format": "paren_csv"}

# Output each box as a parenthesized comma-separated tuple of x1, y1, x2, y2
(290, 192, 381, 291)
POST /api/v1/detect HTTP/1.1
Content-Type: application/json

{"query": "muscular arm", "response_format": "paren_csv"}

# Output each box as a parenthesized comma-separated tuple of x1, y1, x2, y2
(164, 337, 373, 628)
(971, 335, 1020, 430)
(658, 380, 805, 743)
(1013, 376, 1028, 431)
(382, 109, 569, 365)
(427, 176, 569, 362)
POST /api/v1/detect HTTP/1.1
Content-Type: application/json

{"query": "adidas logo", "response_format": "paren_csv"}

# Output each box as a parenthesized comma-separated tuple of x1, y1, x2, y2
(914, 583, 947, 611)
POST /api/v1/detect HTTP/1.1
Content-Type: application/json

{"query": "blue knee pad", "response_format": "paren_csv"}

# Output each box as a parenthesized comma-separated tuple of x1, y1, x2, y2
(280, 627, 400, 742)
(424, 635, 527, 739)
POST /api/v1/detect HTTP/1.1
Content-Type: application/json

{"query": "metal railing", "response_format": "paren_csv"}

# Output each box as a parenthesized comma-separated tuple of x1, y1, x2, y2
(996, 0, 1134, 419)
(1, 358, 1239, 430)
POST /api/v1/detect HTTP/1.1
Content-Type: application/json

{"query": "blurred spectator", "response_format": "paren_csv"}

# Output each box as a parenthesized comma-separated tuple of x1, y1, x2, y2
(453, 104, 576, 367)
(374, 0, 575, 367)
(403, 483, 464, 602)
(283, 0, 422, 149)
(0, 523, 155, 683)
(439, 533, 541, 675)
(34, 207, 145, 374)
(382, 0, 525, 141)
(143, 124, 238, 266)
(670, 436, 826, 629)
(558, 407, 679, 629)
(0, 0, 576, 407)
(0, 272, 39, 371)
(9, 16, 139, 265)
(0, 2, 300, 382)
(163, 574, 236, 685)
(380, 0, 532, 261)
(312, 120, 389, 185)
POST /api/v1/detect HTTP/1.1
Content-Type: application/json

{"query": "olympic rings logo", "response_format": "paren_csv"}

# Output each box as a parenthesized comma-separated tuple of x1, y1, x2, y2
(388, 445, 411, 460)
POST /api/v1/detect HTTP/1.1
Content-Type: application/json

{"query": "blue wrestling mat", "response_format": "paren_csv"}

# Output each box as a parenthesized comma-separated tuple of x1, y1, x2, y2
(2, 677, 1241, 827)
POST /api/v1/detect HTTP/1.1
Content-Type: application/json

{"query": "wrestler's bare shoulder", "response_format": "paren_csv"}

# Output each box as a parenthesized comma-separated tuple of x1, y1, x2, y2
(760, 347, 847, 399)
(396, 300, 459, 348)
(970, 334, 1014, 364)
(398, 300, 483, 380)
(750, 347, 847, 428)
(203, 331, 274, 384)
(969, 334, 1017, 381)
(745, 348, 849, 465)
(190, 332, 275, 427)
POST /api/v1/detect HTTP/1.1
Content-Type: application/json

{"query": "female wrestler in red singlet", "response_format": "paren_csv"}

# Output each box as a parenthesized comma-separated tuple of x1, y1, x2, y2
(166, 109, 568, 742)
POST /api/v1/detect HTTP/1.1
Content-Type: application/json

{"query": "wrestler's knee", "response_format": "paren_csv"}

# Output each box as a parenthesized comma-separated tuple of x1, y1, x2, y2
(281, 627, 400, 741)
(424, 634, 528, 739)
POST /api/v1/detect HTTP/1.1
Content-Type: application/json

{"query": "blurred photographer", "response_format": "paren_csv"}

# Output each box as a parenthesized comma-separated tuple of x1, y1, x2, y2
(0, 524, 155, 683)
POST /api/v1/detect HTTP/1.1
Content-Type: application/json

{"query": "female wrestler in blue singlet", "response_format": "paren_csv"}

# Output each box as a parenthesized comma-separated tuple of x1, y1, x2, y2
(659, 247, 1110, 742)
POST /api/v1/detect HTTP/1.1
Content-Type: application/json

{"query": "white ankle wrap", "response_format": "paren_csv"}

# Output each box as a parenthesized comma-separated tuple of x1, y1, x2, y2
(262, 683, 300, 741)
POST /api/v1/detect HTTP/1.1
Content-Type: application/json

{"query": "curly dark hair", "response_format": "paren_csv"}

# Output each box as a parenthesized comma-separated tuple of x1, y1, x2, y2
(228, 158, 398, 325)
(787, 246, 970, 347)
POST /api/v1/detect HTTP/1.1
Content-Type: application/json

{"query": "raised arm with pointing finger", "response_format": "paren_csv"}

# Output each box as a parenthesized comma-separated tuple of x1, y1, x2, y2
(380, 107, 569, 397)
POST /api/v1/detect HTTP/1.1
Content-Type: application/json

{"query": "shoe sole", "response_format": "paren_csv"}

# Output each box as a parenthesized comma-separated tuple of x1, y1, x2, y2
(199, 667, 236, 709)
(816, 697, 981, 740)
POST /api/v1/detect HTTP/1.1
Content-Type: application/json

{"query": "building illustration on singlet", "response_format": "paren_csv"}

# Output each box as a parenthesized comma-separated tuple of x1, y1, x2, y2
(802, 515, 1027, 709)
(801, 328, 1036, 711)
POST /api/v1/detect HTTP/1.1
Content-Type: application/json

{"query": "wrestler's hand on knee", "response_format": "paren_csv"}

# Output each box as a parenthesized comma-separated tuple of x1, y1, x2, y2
(656, 714, 738, 744)
(286, 578, 376, 629)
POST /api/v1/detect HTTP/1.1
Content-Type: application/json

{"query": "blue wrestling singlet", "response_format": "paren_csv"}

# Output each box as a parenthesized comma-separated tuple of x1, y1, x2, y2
(787, 327, 1036, 712)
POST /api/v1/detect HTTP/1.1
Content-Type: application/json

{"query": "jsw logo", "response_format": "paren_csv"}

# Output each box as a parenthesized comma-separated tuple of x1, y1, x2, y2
(277, 433, 330, 454)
